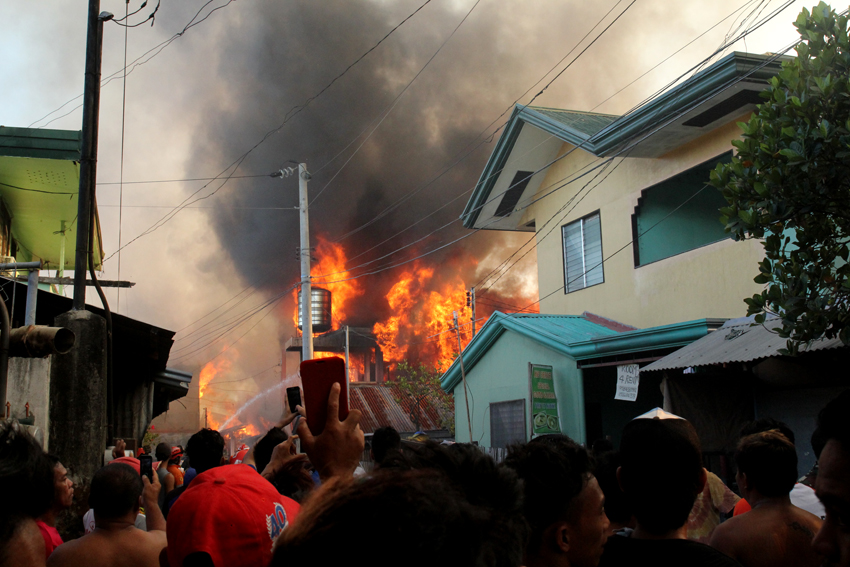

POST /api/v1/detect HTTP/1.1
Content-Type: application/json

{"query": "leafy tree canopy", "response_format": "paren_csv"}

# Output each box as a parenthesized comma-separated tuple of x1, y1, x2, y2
(710, 2, 850, 352)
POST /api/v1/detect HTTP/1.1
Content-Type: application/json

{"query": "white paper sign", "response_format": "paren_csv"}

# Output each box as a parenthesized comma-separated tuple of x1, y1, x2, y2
(615, 364, 640, 401)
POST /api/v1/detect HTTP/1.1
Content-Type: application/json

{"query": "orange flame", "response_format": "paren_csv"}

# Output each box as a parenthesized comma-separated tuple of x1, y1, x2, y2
(293, 235, 364, 332)
(198, 358, 233, 430)
(374, 262, 474, 372)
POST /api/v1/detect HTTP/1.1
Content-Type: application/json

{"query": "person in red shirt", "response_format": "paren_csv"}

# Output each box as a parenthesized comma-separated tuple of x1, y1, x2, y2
(35, 456, 74, 558)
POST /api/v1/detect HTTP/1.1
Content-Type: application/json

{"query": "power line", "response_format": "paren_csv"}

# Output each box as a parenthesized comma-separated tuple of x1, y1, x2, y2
(100, 0, 436, 265)
(29, 0, 238, 129)
(309, 0, 482, 205)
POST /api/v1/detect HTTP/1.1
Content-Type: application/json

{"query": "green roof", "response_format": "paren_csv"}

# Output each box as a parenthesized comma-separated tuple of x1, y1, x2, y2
(529, 107, 618, 136)
(461, 52, 787, 230)
(439, 312, 718, 392)
(0, 127, 103, 269)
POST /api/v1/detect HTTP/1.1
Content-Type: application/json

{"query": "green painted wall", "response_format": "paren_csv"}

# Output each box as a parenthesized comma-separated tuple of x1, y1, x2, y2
(452, 330, 586, 447)
(634, 153, 731, 266)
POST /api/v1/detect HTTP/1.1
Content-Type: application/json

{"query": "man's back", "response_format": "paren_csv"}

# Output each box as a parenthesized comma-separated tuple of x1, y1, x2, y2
(599, 533, 742, 567)
(47, 526, 166, 567)
(709, 503, 822, 567)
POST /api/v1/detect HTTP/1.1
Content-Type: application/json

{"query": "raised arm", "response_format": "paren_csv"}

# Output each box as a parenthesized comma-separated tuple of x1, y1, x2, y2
(297, 382, 364, 481)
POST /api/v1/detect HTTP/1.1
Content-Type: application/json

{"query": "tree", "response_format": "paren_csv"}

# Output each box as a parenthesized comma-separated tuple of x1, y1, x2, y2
(387, 361, 454, 435)
(710, 2, 850, 352)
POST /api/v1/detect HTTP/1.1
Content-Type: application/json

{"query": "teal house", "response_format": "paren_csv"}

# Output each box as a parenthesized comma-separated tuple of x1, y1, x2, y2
(441, 312, 720, 447)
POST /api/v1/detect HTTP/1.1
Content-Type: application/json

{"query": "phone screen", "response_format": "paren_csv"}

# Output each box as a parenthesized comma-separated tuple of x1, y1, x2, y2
(139, 455, 153, 481)
(286, 386, 302, 414)
(300, 357, 348, 436)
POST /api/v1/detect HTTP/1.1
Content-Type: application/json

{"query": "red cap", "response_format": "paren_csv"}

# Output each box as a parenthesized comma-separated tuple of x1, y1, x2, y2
(166, 464, 299, 567)
(110, 456, 140, 474)
(170, 446, 183, 459)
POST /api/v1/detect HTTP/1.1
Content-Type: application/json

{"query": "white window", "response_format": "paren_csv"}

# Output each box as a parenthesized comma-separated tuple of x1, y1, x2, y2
(490, 400, 527, 448)
(562, 212, 604, 293)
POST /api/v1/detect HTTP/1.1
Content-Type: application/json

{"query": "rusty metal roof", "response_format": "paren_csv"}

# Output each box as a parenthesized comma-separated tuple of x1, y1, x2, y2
(349, 383, 449, 435)
(643, 315, 848, 372)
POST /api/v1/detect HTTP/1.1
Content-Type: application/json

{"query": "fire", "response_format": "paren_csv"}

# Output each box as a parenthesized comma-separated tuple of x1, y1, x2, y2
(293, 235, 364, 332)
(197, 357, 234, 430)
(237, 423, 260, 436)
(374, 262, 474, 372)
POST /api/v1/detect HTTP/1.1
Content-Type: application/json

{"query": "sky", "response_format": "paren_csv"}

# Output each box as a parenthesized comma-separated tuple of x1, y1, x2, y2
(0, 0, 807, 422)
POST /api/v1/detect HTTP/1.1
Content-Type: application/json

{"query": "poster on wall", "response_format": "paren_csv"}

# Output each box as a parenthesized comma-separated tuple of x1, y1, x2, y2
(529, 363, 561, 434)
(614, 364, 640, 401)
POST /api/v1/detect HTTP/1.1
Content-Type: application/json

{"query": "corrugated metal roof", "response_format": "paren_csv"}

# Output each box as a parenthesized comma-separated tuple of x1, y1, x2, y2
(507, 313, 623, 343)
(643, 316, 847, 371)
(349, 383, 449, 434)
(529, 107, 619, 136)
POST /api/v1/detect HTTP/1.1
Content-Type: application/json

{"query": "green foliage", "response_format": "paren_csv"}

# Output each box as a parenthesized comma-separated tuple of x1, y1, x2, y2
(710, 2, 850, 353)
(142, 428, 160, 453)
(387, 361, 455, 435)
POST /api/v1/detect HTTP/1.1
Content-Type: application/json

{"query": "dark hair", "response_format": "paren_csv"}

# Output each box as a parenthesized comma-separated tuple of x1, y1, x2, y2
(89, 463, 143, 520)
(815, 390, 850, 451)
(503, 434, 592, 552)
(371, 426, 402, 464)
(736, 430, 797, 497)
(619, 419, 703, 535)
(155, 442, 171, 462)
(186, 429, 224, 473)
(591, 438, 614, 456)
(253, 427, 288, 475)
(270, 457, 315, 503)
(740, 418, 796, 445)
(0, 421, 54, 520)
(273, 460, 527, 567)
(594, 450, 631, 525)
(0, 421, 54, 562)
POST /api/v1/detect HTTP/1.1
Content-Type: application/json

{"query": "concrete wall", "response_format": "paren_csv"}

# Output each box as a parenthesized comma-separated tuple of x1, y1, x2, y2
(531, 117, 764, 328)
(6, 357, 51, 447)
(453, 330, 586, 446)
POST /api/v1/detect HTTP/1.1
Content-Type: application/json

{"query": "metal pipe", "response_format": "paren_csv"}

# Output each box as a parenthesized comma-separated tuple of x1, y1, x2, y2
(25, 269, 39, 326)
(0, 262, 43, 271)
(0, 292, 10, 414)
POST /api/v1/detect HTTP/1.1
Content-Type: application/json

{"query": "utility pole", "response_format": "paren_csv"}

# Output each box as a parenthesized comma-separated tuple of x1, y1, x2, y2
(469, 287, 477, 337)
(73, 3, 111, 309)
(453, 311, 473, 443)
(345, 325, 350, 381)
(298, 163, 313, 361)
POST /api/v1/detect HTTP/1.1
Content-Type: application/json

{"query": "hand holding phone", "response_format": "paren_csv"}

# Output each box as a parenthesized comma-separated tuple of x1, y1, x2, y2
(295, 381, 364, 481)
(139, 455, 153, 482)
(300, 357, 348, 436)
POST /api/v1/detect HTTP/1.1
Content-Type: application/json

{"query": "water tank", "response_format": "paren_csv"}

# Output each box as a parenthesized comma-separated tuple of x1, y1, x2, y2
(297, 287, 332, 334)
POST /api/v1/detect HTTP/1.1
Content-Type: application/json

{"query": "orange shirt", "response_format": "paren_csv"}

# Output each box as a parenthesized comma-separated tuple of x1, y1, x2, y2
(167, 464, 184, 487)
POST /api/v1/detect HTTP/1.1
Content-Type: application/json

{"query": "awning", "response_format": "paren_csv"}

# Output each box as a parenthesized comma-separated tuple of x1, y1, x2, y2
(0, 127, 103, 269)
(642, 315, 847, 372)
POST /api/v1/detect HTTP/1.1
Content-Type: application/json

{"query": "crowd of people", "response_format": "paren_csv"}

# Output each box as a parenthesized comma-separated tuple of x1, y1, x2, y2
(1, 381, 848, 567)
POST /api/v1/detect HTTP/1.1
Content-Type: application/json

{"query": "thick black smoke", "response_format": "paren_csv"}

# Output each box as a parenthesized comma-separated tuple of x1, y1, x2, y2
(177, 0, 644, 330)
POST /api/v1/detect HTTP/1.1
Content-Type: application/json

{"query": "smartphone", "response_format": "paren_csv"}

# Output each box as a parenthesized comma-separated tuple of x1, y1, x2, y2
(286, 386, 303, 414)
(300, 357, 348, 436)
(139, 455, 153, 482)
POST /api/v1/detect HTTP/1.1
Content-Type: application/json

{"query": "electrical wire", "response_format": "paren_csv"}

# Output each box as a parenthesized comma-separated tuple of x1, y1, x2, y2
(29, 0, 237, 129)
(309, 0, 482, 205)
(166, 2, 795, 356)
(100, 0, 437, 264)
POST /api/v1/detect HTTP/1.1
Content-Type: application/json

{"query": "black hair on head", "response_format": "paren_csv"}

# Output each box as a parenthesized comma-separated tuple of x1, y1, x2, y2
(252, 427, 287, 475)
(619, 418, 703, 535)
(0, 420, 54, 520)
(155, 442, 171, 461)
(736, 430, 797, 497)
(89, 463, 143, 520)
(186, 429, 225, 474)
(503, 434, 592, 552)
(371, 426, 402, 464)
(739, 417, 796, 445)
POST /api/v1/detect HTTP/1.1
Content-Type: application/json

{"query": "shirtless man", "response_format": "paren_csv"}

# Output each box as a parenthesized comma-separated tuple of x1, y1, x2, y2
(48, 463, 166, 567)
(710, 430, 822, 567)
